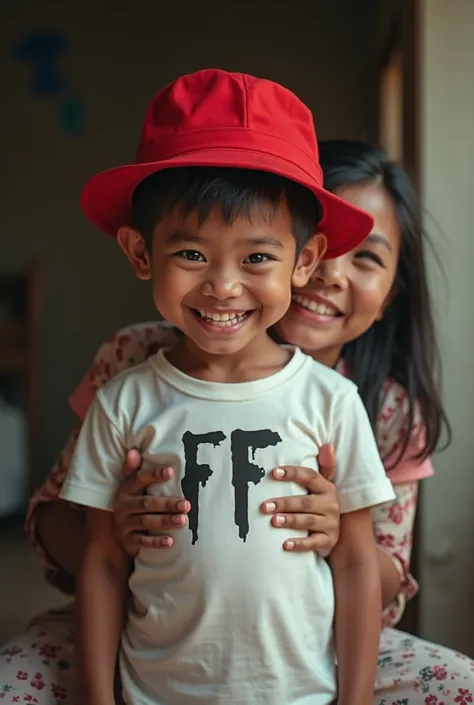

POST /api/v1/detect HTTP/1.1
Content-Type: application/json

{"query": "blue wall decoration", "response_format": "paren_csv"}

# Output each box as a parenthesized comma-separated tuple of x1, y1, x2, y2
(12, 32, 68, 97)
(12, 31, 85, 137)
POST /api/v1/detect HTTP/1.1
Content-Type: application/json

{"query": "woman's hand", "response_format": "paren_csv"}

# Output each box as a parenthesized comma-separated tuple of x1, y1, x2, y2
(113, 446, 340, 557)
(114, 449, 190, 555)
(261, 444, 340, 554)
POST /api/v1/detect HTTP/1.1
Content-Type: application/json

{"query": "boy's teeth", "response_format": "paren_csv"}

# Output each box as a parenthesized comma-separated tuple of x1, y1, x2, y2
(292, 294, 339, 316)
(197, 310, 247, 326)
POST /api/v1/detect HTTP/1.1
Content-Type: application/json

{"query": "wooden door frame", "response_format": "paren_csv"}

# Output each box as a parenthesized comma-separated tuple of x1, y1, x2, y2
(379, 1, 420, 183)
(378, 0, 422, 636)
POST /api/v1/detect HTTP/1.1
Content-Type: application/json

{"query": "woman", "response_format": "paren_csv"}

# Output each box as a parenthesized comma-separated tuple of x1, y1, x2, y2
(2, 141, 472, 705)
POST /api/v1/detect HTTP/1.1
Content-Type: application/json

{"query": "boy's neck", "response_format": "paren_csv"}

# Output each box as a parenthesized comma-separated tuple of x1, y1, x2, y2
(166, 331, 291, 383)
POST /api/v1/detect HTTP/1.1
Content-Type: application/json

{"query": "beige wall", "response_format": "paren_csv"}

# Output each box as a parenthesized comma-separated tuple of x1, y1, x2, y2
(1, 0, 377, 479)
(420, 0, 474, 655)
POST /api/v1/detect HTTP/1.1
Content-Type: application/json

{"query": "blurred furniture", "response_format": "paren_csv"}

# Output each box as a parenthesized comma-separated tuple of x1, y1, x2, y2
(0, 261, 42, 498)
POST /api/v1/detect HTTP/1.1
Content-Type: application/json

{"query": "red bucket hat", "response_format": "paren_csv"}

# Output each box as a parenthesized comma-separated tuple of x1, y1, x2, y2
(81, 69, 373, 259)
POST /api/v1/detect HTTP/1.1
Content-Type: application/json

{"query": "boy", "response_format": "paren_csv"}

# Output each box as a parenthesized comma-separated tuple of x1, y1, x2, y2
(61, 69, 394, 705)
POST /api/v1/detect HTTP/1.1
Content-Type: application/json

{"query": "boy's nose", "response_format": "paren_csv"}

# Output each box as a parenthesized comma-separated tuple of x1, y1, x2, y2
(200, 273, 244, 300)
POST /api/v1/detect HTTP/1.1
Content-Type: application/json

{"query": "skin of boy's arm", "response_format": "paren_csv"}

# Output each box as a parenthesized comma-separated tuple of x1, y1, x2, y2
(330, 508, 382, 705)
(76, 508, 131, 705)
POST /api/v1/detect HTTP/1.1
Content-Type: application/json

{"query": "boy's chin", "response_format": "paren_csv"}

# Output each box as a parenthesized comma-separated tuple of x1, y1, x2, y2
(185, 333, 257, 357)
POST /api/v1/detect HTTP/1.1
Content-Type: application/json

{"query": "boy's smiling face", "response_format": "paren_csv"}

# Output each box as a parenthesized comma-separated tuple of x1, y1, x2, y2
(118, 201, 325, 358)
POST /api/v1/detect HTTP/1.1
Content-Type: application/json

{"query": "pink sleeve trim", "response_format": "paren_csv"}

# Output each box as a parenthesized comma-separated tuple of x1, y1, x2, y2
(387, 454, 434, 484)
(69, 373, 95, 421)
(384, 421, 434, 484)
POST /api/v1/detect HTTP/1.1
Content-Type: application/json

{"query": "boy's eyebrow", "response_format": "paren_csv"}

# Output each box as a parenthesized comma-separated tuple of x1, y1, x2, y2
(245, 235, 283, 249)
(167, 232, 284, 248)
(168, 232, 206, 245)
(365, 233, 392, 252)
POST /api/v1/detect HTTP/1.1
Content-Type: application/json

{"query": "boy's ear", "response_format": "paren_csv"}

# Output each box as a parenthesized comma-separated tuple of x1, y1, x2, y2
(291, 233, 327, 288)
(117, 227, 152, 280)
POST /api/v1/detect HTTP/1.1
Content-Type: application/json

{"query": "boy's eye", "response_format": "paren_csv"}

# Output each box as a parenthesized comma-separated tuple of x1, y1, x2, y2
(244, 253, 272, 264)
(175, 250, 205, 262)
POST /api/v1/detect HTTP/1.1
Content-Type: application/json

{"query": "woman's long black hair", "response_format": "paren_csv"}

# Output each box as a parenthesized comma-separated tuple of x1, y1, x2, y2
(319, 139, 451, 464)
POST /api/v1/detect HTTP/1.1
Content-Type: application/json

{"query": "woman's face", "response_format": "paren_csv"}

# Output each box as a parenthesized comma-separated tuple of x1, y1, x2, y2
(275, 180, 401, 367)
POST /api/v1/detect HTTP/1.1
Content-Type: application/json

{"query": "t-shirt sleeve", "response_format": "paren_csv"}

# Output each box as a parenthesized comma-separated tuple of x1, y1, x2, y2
(331, 388, 395, 514)
(60, 393, 125, 511)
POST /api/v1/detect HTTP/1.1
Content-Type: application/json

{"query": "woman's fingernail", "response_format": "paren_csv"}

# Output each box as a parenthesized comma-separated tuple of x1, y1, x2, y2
(177, 500, 188, 512)
(274, 467, 285, 478)
(160, 536, 173, 547)
(172, 514, 185, 525)
(284, 540, 295, 550)
(263, 501, 276, 513)
(273, 515, 285, 526)
(161, 466, 173, 479)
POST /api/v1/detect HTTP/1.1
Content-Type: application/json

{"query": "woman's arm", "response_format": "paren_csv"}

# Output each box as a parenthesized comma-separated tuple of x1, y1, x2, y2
(26, 426, 86, 593)
(31, 439, 341, 592)
(35, 500, 87, 582)
(377, 542, 402, 608)
(373, 481, 419, 626)
(76, 509, 130, 705)
(330, 508, 381, 705)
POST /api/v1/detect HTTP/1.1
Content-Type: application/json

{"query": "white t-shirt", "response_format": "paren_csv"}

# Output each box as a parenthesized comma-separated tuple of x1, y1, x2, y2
(61, 346, 394, 705)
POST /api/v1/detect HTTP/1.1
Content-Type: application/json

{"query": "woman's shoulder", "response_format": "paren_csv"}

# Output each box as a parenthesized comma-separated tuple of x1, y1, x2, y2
(337, 360, 433, 481)
(93, 321, 177, 375)
(69, 321, 178, 420)
(104, 320, 176, 354)
(377, 378, 413, 437)
(336, 359, 412, 437)
(377, 378, 434, 482)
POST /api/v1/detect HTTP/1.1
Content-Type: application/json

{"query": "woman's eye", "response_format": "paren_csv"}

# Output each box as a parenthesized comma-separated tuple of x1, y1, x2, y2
(244, 253, 271, 264)
(355, 250, 384, 267)
(175, 250, 205, 262)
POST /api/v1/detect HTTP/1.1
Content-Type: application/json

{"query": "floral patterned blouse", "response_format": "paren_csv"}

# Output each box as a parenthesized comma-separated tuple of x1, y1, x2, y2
(25, 322, 434, 628)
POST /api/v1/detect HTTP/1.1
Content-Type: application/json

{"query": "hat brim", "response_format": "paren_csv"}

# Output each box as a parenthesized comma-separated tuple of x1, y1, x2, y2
(81, 148, 374, 259)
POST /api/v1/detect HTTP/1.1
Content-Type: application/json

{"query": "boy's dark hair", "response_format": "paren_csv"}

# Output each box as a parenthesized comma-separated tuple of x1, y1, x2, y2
(319, 139, 451, 465)
(131, 166, 322, 254)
